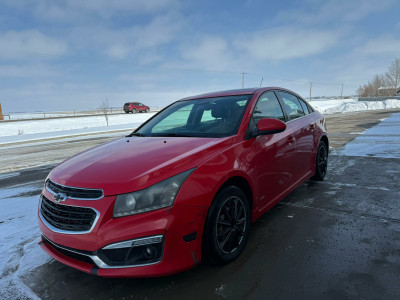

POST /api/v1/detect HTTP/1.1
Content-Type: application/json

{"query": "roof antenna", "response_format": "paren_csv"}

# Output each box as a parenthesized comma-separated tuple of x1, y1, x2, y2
(260, 77, 263, 87)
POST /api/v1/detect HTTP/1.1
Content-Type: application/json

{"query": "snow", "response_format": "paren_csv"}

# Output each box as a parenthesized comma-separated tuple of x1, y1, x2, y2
(308, 98, 400, 114)
(337, 112, 400, 158)
(0, 183, 50, 299)
(308, 99, 357, 113)
(0, 113, 155, 137)
(0, 113, 155, 145)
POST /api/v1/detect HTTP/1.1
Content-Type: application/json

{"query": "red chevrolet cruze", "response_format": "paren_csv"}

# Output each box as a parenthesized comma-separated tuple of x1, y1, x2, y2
(38, 87, 328, 277)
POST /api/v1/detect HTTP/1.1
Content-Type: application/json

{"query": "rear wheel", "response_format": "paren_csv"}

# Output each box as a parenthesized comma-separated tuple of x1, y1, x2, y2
(203, 186, 250, 264)
(311, 140, 328, 181)
(124, 111, 129, 114)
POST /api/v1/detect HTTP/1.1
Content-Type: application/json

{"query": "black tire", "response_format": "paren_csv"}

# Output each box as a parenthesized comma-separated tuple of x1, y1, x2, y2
(311, 140, 328, 181)
(132, 109, 137, 114)
(203, 186, 251, 264)
(145, 108, 150, 113)
(124, 111, 129, 114)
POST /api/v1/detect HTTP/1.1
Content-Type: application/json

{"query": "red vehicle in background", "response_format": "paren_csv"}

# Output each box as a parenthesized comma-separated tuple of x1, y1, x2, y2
(124, 102, 150, 113)
(38, 87, 328, 278)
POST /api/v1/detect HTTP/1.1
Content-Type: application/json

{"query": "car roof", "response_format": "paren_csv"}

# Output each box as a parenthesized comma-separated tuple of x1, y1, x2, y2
(180, 87, 304, 101)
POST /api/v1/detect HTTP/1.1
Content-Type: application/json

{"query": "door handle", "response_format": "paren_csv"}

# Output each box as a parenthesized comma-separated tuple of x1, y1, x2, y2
(310, 124, 315, 132)
(288, 136, 296, 145)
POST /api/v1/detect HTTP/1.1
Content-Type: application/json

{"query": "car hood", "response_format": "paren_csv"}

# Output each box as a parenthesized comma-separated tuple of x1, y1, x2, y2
(49, 136, 232, 196)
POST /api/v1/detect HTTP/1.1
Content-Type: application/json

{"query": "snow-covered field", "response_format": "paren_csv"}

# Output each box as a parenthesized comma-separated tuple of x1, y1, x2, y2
(0, 113, 156, 145)
(0, 178, 50, 299)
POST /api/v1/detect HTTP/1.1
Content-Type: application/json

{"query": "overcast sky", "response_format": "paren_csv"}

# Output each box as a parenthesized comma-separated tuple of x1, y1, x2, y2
(1, 0, 400, 112)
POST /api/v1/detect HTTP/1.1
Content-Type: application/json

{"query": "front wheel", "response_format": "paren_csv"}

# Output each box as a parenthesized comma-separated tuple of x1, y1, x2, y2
(131, 109, 137, 114)
(311, 140, 328, 181)
(203, 186, 251, 264)
(145, 108, 150, 113)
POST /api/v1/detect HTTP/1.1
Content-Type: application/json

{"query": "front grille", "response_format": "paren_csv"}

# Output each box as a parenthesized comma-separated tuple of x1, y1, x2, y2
(46, 180, 103, 199)
(42, 236, 94, 265)
(40, 195, 97, 232)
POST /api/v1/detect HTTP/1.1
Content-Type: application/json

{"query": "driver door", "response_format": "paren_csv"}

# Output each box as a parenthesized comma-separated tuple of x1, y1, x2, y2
(247, 91, 297, 211)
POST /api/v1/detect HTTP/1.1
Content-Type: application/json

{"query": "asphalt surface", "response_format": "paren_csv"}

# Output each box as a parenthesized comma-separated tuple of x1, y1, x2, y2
(1, 110, 400, 299)
(2, 155, 399, 299)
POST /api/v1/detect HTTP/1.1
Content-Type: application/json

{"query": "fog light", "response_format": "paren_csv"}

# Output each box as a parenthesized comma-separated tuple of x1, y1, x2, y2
(143, 245, 157, 260)
(97, 235, 164, 267)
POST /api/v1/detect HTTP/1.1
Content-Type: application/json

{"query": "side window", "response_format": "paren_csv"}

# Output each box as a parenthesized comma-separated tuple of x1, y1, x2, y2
(252, 91, 285, 122)
(298, 98, 309, 115)
(278, 92, 305, 121)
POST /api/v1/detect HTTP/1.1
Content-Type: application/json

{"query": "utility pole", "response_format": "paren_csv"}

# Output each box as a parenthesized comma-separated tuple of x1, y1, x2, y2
(340, 84, 344, 99)
(0, 103, 3, 121)
(309, 82, 313, 102)
(241, 72, 247, 88)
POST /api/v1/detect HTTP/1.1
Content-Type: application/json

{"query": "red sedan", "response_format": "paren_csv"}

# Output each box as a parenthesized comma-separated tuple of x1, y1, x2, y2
(38, 87, 328, 277)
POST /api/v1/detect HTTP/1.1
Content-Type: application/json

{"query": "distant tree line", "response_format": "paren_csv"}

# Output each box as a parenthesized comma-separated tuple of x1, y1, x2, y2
(357, 58, 400, 97)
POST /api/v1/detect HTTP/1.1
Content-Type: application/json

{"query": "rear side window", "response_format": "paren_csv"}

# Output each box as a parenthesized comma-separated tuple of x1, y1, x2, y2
(278, 92, 305, 121)
(298, 98, 310, 115)
(252, 91, 285, 122)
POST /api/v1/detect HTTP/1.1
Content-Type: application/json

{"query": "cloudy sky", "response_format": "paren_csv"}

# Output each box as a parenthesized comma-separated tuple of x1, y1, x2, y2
(1, 0, 400, 112)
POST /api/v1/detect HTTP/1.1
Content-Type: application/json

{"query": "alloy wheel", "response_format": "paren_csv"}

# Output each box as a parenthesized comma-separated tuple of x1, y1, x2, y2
(318, 143, 328, 177)
(215, 196, 247, 254)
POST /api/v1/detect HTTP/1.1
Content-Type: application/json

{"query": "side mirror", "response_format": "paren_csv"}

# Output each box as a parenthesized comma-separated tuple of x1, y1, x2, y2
(256, 118, 286, 135)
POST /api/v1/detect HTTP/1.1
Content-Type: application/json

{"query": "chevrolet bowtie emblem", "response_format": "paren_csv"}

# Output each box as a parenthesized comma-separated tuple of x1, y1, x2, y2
(53, 193, 68, 203)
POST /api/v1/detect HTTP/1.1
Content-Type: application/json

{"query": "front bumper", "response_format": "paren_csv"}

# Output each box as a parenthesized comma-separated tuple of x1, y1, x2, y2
(38, 188, 208, 277)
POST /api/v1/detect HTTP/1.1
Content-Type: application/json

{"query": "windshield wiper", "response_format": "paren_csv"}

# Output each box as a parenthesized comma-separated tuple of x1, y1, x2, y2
(127, 132, 146, 137)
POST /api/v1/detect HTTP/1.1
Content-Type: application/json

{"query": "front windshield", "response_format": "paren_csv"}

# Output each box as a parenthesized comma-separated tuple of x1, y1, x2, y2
(135, 95, 252, 138)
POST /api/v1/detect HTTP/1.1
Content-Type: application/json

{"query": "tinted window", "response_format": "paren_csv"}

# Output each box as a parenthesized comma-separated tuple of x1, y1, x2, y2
(253, 91, 285, 122)
(278, 92, 305, 121)
(298, 98, 309, 115)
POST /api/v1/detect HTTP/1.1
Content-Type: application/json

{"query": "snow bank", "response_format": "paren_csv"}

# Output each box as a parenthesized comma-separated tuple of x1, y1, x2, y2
(309, 99, 357, 114)
(309, 99, 400, 115)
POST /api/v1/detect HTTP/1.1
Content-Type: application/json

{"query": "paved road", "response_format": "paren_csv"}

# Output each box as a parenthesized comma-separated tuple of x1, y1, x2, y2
(2, 155, 399, 299)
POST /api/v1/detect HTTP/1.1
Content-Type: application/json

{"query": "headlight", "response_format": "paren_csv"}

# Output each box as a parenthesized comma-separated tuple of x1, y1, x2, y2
(113, 168, 195, 218)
